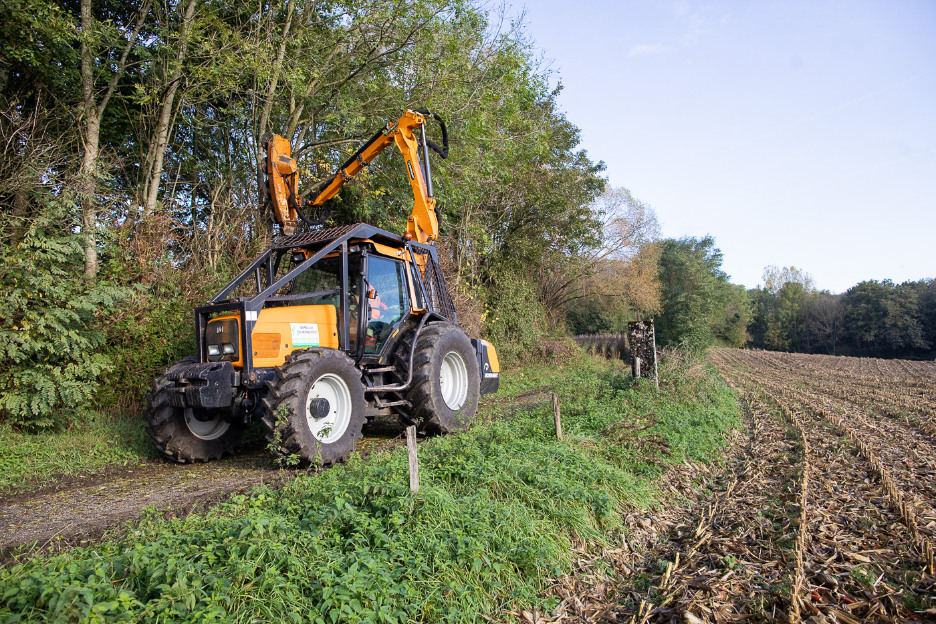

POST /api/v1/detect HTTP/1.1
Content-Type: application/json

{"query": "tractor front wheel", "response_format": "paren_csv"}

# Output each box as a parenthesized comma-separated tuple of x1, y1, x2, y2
(145, 356, 244, 463)
(262, 349, 367, 467)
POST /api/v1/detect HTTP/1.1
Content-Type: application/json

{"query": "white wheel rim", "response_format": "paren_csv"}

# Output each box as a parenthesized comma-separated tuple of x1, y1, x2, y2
(184, 408, 231, 441)
(440, 351, 469, 411)
(306, 373, 352, 444)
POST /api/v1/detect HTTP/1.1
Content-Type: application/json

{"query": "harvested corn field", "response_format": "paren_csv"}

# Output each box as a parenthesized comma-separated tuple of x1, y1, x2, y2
(683, 348, 936, 622)
(561, 350, 936, 622)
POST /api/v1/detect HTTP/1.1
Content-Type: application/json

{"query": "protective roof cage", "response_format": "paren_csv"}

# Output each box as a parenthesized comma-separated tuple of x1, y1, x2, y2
(205, 221, 457, 323)
(410, 247, 458, 323)
(197, 222, 459, 380)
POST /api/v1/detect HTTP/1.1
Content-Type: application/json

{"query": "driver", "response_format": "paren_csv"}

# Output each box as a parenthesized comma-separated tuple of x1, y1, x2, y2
(369, 293, 388, 320)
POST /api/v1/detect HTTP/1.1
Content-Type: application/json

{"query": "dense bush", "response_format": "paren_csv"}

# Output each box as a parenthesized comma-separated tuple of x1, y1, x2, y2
(0, 191, 133, 428)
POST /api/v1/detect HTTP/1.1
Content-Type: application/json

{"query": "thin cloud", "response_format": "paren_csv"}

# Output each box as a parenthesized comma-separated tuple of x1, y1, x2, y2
(628, 3, 731, 59)
(628, 43, 675, 57)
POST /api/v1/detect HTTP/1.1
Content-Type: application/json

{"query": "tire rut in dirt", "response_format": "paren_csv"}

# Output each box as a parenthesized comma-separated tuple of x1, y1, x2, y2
(711, 349, 936, 621)
(598, 396, 803, 622)
(721, 349, 936, 540)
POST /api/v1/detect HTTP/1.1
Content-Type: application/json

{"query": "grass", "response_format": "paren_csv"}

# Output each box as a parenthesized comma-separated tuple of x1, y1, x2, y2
(0, 414, 155, 494)
(0, 353, 740, 623)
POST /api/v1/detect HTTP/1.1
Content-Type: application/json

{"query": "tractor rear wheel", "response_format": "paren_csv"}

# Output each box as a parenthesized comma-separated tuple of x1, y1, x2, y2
(401, 322, 480, 434)
(262, 349, 367, 467)
(145, 355, 244, 463)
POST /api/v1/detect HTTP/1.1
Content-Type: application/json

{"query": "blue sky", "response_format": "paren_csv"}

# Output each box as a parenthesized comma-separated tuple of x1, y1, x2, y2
(521, 0, 936, 292)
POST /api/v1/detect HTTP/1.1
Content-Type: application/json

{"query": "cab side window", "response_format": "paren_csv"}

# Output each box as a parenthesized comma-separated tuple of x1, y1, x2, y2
(365, 256, 408, 353)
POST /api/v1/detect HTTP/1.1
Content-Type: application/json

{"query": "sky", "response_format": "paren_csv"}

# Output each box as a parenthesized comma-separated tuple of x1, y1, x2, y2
(520, 0, 936, 293)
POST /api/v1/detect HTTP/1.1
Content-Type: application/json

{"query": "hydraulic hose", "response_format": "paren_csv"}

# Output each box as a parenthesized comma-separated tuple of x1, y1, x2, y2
(413, 109, 448, 159)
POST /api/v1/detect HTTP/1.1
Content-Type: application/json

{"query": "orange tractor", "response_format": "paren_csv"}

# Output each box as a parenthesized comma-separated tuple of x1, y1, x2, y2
(145, 110, 499, 465)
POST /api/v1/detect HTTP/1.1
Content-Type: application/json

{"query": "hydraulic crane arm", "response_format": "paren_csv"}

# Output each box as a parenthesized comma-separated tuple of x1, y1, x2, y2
(260, 109, 448, 245)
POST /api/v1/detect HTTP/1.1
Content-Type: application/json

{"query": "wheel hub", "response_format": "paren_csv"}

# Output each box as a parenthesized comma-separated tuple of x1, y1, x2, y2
(308, 397, 331, 420)
(184, 408, 231, 440)
(306, 373, 352, 444)
(440, 351, 469, 411)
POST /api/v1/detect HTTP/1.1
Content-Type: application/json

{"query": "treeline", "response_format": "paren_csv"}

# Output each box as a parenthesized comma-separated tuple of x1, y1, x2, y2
(567, 247, 935, 361)
(748, 268, 936, 359)
(1, 0, 614, 427)
(567, 233, 751, 352)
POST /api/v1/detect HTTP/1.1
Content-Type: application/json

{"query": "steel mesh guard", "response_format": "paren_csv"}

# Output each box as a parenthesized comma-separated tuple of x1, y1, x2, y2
(273, 223, 361, 248)
(411, 248, 458, 323)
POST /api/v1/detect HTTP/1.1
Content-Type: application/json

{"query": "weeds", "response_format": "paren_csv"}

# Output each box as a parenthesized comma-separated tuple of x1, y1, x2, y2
(0, 354, 739, 622)
(0, 415, 154, 494)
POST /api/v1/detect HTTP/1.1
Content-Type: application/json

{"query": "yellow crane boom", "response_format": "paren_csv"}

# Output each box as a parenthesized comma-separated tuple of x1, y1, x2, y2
(261, 109, 448, 245)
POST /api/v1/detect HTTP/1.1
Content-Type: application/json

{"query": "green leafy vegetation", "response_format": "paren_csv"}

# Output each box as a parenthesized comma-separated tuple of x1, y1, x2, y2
(655, 236, 751, 351)
(0, 414, 153, 494)
(0, 190, 134, 428)
(747, 266, 936, 358)
(0, 355, 739, 623)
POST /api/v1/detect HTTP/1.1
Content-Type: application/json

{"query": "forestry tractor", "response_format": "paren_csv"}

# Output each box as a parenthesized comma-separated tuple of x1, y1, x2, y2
(145, 109, 499, 465)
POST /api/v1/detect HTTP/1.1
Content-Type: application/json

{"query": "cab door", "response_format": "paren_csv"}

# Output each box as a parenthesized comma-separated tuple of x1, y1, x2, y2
(364, 255, 409, 354)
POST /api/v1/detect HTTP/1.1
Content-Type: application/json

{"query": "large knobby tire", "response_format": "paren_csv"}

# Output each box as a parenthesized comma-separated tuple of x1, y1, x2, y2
(145, 355, 245, 463)
(403, 322, 480, 434)
(262, 349, 367, 467)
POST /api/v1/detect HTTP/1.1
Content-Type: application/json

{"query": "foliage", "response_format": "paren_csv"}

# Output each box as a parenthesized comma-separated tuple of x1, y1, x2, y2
(484, 271, 548, 363)
(747, 273, 934, 359)
(0, 414, 153, 494)
(1, 0, 610, 408)
(0, 190, 133, 428)
(842, 280, 927, 357)
(656, 236, 750, 350)
(566, 294, 632, 335)
(556, 187, 661, 333)
(0, 356, 739, 623)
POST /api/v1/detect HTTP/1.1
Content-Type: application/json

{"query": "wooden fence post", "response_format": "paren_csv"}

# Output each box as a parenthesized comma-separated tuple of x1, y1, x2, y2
(651, 323, 659, 391)
(406, 425, 419, 493)
(552, 392, 562, 440)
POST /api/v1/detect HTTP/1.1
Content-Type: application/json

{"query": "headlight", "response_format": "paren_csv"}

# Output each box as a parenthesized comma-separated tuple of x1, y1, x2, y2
(222, 343, 235, 355)
(208, 344, 221, 356)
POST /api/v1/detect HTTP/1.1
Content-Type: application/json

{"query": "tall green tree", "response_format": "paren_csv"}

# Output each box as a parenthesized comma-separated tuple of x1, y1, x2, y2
(656, 236, 749, 350)
(842, 280, 927, 357)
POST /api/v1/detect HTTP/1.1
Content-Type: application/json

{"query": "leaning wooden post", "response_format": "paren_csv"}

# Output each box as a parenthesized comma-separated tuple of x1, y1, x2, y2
(651, 322, 659, 391)
(406, 425, 419, 493)
(552, 392, 562, 440)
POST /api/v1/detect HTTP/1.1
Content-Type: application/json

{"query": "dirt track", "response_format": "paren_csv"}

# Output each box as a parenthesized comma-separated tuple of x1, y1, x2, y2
(0, 392, 546, 564)
(0, 449, 283, 559)
(0, 417, 413, 563)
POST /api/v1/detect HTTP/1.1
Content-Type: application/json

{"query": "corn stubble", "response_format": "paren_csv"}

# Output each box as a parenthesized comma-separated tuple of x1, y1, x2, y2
(551, 350, 936, 623)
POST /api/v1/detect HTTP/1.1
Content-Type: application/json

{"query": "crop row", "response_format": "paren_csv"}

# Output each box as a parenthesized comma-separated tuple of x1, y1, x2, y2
(709, 349, 936, 621)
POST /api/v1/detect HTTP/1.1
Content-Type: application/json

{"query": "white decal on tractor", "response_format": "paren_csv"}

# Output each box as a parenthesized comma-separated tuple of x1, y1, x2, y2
(290, 323, 320, 348)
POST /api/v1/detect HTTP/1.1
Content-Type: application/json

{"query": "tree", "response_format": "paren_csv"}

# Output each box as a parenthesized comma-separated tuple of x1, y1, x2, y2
(810, 292, 844, 355)
(546, 187, 661, 327)
(842, 280, 926, 357)
(656, 236, 749, 350)
(77, 0, 151, 275)
(762, 265, 814, 294)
